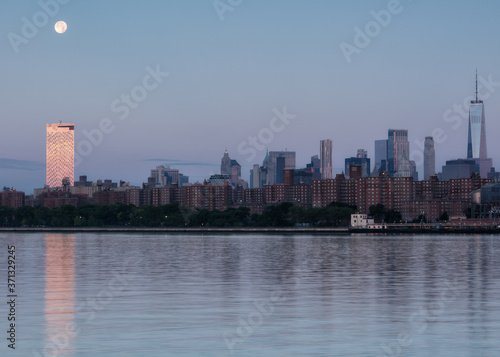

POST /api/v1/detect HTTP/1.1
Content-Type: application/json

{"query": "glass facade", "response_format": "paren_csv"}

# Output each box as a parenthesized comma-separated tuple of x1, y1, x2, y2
(467, 102, 486, 159)
(320, 139, 333, 180)
(46, 123, 75, 187)
(269, 151, 296, 185)
(424, 136, 435, 180)
(387, 129, 409, 176)
(374, 139, 387, 173)
(345, 156, 371, 178)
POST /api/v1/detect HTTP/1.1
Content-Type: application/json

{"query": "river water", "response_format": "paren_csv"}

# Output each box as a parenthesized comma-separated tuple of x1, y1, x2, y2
(0, 232, 499, 356)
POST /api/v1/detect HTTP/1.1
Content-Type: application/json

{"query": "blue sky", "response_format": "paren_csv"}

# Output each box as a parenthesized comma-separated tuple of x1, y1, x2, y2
(2, 0, 500, 192)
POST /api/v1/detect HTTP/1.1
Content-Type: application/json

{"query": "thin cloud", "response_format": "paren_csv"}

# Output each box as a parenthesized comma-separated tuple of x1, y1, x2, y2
(142, 158, 215, 167)
(0, 158, 44, 171)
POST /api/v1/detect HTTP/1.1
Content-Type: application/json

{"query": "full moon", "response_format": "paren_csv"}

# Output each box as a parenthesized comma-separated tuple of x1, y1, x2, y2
(54, 21, 67, 34)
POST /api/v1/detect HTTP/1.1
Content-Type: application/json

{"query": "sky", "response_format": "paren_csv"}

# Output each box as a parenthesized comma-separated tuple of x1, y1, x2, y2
(2, 0, 500, 192)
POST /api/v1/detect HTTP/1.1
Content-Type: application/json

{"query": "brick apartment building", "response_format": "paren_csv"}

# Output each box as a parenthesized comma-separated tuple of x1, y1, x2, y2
(8, 173, 492, 221)
(312, 173, 490, 221)
(0, 190, 25, 209)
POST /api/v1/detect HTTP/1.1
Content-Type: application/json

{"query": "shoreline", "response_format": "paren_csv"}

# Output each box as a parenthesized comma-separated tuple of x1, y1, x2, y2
(0, 227, 350, 234)
(1, 226, 499, 234)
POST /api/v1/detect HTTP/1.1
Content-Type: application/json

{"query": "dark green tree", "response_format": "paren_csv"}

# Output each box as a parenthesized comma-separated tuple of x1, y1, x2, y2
(385, 209, 402, 223)
(369, 203, 387, 223)
(13, 206, 36, 226)
(0, 206, 14, 227)
(439, 211, 449, 221)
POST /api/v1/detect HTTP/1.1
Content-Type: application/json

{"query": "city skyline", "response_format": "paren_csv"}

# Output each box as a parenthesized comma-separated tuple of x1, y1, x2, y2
(2, 1, 500, 192)
(6, 110, 500, 193)
(8, 93, 500, 194)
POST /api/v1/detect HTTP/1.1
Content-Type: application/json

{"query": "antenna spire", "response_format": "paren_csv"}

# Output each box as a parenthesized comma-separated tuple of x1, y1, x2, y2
(475, 69, 478, 102)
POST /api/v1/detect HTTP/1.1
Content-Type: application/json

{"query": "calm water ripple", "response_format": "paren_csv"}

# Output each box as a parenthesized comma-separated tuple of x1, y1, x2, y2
(0, 233, 499, 356)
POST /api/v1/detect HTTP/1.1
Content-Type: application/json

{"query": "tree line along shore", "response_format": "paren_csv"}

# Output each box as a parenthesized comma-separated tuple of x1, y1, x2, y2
(0, 201, 382, 228)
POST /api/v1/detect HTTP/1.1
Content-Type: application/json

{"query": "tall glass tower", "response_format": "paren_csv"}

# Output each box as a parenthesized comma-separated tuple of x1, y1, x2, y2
(424, 136, 435, 180)
(467, 72, 487, 160)
(387, 129, 409, 177)
(269, 151, 296, 184)
(374, 139, 388, 174)
(320, 139, 333, 179)
(467, 71, 492, 178)
(46, 123, 75, 187)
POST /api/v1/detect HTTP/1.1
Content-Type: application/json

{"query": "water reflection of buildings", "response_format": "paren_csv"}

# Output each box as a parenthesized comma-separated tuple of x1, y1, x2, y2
(44, 233, 76, 356)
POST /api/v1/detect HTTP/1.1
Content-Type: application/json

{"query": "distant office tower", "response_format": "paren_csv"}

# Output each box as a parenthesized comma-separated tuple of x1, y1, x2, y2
(320, 139, 333, 179)
(345, 149, 371, 179)
(357, 149, 367, 159)
(467, 73, 487, 160)
(268, 151, 296, 185)
(150, 165, 180, 186)
(150, 166, 165, 186)
(276, 157, 286, 184)
(487, 168, 500, 180)
(374, 139, 388, 175)
(230, 160, 241, 185)
(306, 155, 321, 180)
(251, 164, 260, 189)
(259, 150, 271, 186)
(293, 168, 313, 185)
(410, 160, 418, 181)
(179, 174, 189, 187)
(441, 159, 478, 180)
(46, 123, 74, 187)
(164, 167, 181, 185)
(424, 136, 435, 180)
(395, 151, 411, 177)
(221, 150, 232, 176)
(467, 72, 492, 177)
(208, 174, 231, 186)
(387, 129, 409, 177)
(220, 150, 241, 185)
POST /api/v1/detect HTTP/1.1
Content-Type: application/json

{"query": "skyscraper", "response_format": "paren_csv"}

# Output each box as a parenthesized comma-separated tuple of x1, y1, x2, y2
(345, 149, 370, 178)
(268, 151, 296, 185)
(374, 139, 388, 175)
(46, 123, 74, 187)
(387, 129, 409, 177)
(259, 150, 271, 186)
(467, 73, 487, 160)
(250, 164, 260, 188)
(424, 136, 435, 180)
(276, 157, 286, 184)
(467, 71, 492, 177)
(230, 160, 241, 185)
(320, 139, 333, 180)
(357, 149, 367, 159)
(395, 151, 411, 178)
(220, 150, 242, 186)
(221, 150, 232, 176)
(306, 155, 321, 180)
